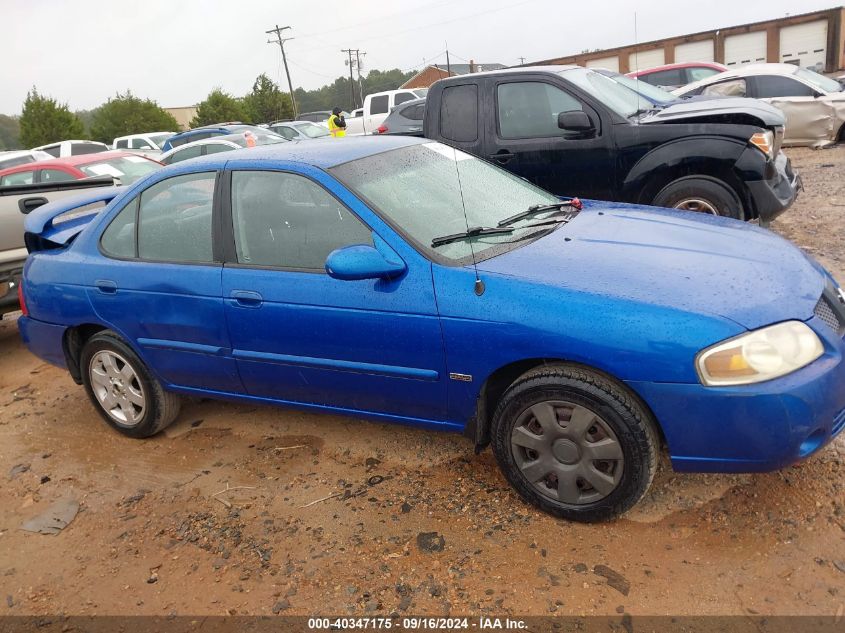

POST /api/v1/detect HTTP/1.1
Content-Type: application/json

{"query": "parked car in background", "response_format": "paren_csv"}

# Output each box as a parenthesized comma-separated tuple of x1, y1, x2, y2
(113, 132, 175, 156)
(0, 150, 53, 170)
(345, 89, 428, 136)
(160, 124, 265, 151)
(297, 111, 333, 124)
(628, 62, 728, 90)
(159, 131, 287, 165)
(34, 140, 110, 158)
(674, 63, 845, 147)
(18, 136, 845, 522)
(424, 66, 797, 223)
(268, 120, 331, 140)
(0, 151, 161, 186)
(375, 98, 425, 135)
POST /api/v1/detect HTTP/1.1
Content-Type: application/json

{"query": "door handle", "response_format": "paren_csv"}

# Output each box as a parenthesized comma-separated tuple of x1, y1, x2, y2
(490, 151, 515, 164)
(230, 290, 263, 308)
(95, 279, 118, 294)
(19, 197, 48, 214)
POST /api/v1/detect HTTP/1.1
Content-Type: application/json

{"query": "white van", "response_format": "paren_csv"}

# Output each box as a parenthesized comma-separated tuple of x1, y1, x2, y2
(33, 140, 110, 158)
(345, 89, 428, 135)
(112, 132, 175, 157)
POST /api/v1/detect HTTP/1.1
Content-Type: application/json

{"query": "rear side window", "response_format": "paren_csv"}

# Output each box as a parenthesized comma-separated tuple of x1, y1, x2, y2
(231, 171, 372, 270)
(165, 144, 203, 164)
(41, 145, 61, 157)
(370, 95, 389, 115)
(754, 75, 817, 98)
(440, 84, 478, 143)
(401, 103, 425, 121)
(203, 143, 233, 155)
(40, 169, 76, 183)
(640, 68, 684, 87)
(137, 172, 216, 262)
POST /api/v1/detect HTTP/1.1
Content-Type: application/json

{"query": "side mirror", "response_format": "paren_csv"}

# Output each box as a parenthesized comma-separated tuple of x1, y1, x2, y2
(325, 244, 406, 281)
(557, 110, 594, 132)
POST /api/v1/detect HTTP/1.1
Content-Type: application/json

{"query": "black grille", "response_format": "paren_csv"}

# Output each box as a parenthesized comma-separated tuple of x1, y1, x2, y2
(814, 295, 844, 334)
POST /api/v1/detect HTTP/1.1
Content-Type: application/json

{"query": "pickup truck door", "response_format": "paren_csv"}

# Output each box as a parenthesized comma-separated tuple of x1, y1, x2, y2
(484, 77, 615, 200)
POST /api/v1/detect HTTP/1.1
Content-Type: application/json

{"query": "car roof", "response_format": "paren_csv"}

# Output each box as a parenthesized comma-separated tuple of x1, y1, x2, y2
(115, 131, 174, 140)
(0, 150, 152, 176)
(437, 65, 578, 82)
(630, 61, 727, 75)
(675, 63, 803, 94)
(178, 135, 428, 170)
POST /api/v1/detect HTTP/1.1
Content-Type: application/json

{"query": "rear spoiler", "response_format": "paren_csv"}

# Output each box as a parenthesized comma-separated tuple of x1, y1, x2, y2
(24, 187, 122, 252)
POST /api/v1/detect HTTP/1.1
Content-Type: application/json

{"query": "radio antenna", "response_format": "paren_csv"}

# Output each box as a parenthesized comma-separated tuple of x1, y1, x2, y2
(451, 144, 485, 296)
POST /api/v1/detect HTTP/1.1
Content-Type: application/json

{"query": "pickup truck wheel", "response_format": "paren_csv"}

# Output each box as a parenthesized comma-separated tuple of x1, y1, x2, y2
(491, 365, 658, 522)
(80, 331, 180, 438)
(652, 177, 743, 220)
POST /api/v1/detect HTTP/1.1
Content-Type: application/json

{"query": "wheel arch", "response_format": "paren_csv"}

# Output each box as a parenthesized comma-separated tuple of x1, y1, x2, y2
(62, 323, 110, 384)
(469, 358, 664, 452)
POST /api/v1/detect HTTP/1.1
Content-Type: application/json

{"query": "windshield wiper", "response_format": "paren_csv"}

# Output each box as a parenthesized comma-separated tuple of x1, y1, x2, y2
(431, 225, 514, 248)
(497, 197, 583, 227)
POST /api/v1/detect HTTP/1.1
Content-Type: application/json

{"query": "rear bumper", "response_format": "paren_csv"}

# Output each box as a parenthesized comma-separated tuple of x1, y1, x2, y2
(740, 149, 799, 225)
(17, 315, 67, 369)
(627, 317, 845, 472)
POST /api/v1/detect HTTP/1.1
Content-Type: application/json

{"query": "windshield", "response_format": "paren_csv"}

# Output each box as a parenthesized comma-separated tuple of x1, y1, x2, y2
(149, 133, 174, 148)
(79, 156, 161, 184)
(601, 71, 677, 106)
(293, 122, 330, 138)
(330, 142, 561, 263)
(562, 67, 651, 117)
(794, 67, 842, 93)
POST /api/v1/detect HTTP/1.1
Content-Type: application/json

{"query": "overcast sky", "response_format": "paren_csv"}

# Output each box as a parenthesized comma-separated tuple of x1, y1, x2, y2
(1, 0, 833, 115)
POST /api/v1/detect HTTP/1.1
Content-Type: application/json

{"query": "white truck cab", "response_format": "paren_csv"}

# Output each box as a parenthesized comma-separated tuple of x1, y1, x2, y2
(345, 89, 427, 135)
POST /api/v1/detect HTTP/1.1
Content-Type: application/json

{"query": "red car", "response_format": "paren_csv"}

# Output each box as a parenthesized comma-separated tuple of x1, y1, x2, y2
(0, 151, 161, 187)
(627, 62, 728, 90)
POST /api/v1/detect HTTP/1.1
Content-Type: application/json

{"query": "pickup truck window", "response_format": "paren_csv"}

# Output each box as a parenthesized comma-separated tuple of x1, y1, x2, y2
(440, 84, 478, 143)
(370, 95, 389, 115)
(115, 140, 129, 149)
(497, 82, 583, 139)
(395, 92, 416, 106)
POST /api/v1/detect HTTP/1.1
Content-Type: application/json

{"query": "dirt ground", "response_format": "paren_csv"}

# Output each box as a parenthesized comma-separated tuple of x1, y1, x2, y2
(1, 146, 844, 619)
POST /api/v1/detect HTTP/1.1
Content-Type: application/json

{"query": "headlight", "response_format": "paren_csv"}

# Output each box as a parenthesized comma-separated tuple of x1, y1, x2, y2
(696, 321, 823, 386)
(749, 131, 775, 160)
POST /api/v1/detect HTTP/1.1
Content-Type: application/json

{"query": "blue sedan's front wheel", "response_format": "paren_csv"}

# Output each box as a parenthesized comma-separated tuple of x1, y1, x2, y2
(491, 364, 659, 522)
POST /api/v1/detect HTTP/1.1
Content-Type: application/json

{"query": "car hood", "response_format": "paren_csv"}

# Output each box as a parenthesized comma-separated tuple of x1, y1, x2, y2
(477, 203, 824, 330)
(640, 97, 786, 127)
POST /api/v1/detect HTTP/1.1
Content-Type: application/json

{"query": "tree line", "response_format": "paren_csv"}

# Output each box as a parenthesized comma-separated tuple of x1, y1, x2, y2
(1, 68, 417, 150)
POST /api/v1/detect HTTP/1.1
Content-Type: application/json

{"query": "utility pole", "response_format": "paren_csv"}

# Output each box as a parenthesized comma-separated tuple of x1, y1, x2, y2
(518, 56, 526, 65)
(355, 50, 366, 110)
(266, 24, 298, 119)
(446, 48, 451, 75)
(341, 49, 358, 110)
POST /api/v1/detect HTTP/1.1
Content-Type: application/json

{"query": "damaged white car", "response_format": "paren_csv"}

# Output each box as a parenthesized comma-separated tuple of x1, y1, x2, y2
(674, 63, 845, 148)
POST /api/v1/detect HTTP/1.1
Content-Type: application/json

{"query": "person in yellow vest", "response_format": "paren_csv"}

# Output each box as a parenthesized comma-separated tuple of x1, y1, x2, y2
(328, 107, 347, 138)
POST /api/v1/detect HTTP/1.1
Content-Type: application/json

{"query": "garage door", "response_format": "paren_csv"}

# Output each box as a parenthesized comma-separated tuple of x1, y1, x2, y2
(674, 39, 715, 63)
(585, 56, 620, 72)
(780, 20, 828, 72)
(724, 31, 767, 68)
(629, 49, 665, 71)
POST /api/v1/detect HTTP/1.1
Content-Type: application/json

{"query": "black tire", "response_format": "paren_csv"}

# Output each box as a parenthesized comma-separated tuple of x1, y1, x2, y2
(652, 176, 744, 220)
(80, 330, 181, 438)
(491, 364, 658, 522)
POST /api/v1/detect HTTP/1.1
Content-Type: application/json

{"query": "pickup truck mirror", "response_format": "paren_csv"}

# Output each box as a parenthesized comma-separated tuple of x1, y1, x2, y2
(557, 110, 593, 132)
(325, 244, 406, 281)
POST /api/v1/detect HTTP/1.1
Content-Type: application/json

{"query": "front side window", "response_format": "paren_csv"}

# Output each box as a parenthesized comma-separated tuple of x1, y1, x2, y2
(440, 84, 478, 142)
(497, 82, 583, 139)
(40, 169, 76, 183)
(71, 143, 106, 155)
(330, 143, 561, 263)
(754, 75, 817, 98)
(100, 199, 138, 258)
(165, 145, 203, 164)
(0, 170, 35, 186)
(203, 143, 234, 156)
(640, 68, 684, 87)
(702, 78, 747, 97)
(138, 172, 216, 262)
(231, 171, 372, 270)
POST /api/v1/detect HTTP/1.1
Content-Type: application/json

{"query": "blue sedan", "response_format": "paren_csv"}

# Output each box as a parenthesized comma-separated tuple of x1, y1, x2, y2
(17, 137, 845, 521)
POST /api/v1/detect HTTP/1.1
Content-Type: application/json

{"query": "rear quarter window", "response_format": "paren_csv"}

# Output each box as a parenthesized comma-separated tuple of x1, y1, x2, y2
(440, 84, 478, 143)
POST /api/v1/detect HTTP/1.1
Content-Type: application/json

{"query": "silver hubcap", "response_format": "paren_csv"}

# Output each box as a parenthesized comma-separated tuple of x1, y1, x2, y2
(674, 197, 718, 215)
(89, 351, 146, 427)
(510, 401, 624, 505)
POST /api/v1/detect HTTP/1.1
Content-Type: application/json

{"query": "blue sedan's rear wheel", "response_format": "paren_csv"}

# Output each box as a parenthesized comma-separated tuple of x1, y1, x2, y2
(491, 364, 658, 522)
(80, 331, 181, 438)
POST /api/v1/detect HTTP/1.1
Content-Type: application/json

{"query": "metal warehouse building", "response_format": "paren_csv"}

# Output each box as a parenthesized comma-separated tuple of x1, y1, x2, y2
(530, 6, 845, 74)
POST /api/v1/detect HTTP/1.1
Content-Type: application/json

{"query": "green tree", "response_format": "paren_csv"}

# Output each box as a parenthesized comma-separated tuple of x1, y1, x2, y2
(0, 114, 21, 150)
(243, 74, 293, 124)
(88, 92, 179, 143)
(19, 87, 84, 148)
(292, 68, 417, 113)
(190, 89, 248, 128)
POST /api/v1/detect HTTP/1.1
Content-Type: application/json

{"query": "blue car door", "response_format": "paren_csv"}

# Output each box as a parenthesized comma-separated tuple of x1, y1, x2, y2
(220, 167, 448, 422)
(88, 170, 240, 392)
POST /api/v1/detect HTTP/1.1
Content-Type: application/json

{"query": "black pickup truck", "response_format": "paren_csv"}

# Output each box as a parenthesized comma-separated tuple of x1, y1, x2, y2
(421, 66, 799, 223)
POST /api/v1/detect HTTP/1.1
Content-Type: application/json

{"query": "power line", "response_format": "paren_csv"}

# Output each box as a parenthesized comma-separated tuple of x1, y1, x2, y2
(266, 24, 298, 118)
